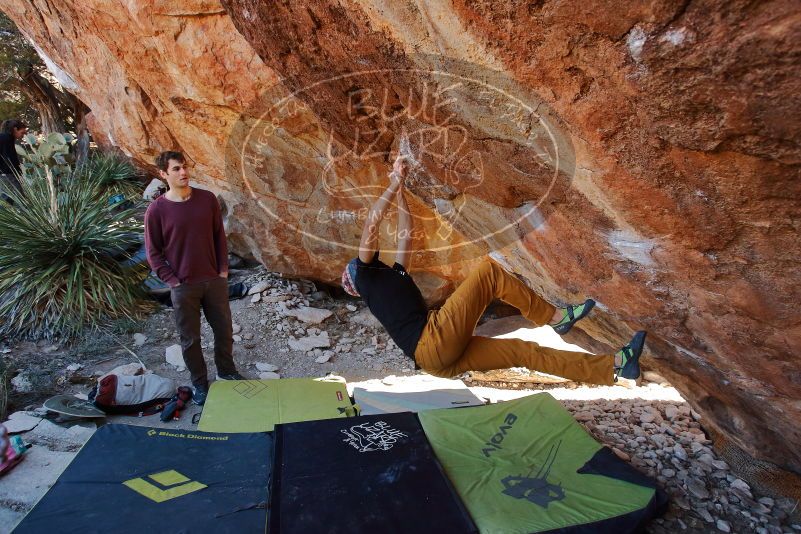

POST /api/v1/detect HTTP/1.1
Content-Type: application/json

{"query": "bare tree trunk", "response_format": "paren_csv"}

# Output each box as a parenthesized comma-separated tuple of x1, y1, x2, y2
(18, 67, 65, 134)
(73, 101, 91, 164)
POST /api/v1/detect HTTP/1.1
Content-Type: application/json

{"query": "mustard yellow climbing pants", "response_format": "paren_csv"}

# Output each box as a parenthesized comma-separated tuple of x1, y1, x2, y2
(414, 260, 615, 385)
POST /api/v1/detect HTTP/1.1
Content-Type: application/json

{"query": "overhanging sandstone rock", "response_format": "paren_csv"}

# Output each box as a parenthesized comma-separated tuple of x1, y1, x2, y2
(4, 0, 800, 474)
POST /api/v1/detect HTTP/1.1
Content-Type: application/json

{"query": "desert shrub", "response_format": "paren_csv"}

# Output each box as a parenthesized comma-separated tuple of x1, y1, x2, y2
(76, 152, 143, 198)
(0, 138, 149, 340)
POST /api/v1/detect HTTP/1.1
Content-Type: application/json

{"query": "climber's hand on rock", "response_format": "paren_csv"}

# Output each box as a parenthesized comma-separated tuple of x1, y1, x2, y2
(390, 156, 410, 186)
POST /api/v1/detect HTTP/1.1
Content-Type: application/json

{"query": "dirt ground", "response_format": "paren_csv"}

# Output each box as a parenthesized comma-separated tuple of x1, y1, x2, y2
(2, 266, 414, 413)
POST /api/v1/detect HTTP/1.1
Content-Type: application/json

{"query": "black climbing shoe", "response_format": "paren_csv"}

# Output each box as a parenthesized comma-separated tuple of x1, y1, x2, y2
(551, 299, 595, 335)
(615, 331, 647, 381)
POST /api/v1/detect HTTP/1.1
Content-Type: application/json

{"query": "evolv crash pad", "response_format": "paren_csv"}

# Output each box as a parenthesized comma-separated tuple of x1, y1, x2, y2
(418, 393, 666, 533)
(269, 412, 477, 533)
(13, 424, 272, 533)
(198, 378, 354, 433)
(352, 375, 485, 415)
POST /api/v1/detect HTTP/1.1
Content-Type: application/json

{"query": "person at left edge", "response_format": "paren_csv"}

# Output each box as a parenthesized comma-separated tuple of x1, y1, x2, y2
(0, 119, 28, 198)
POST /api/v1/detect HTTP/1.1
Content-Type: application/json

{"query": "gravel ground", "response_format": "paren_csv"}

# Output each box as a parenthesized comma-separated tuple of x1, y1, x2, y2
(2, 265, 799, 533)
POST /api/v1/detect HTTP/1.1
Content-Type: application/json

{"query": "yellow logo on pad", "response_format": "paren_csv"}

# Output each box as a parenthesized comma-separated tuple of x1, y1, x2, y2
(123, 470, 206, 503)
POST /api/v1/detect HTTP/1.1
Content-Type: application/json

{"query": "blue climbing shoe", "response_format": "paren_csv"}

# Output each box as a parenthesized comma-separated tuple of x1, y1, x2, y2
(192, 384, 209, 406)
(551, 299, 595, 335)
(615, 331, 647, 381)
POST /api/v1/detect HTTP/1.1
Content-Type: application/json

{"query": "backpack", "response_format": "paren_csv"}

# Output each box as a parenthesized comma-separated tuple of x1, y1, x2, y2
(91, 373, 176, 414)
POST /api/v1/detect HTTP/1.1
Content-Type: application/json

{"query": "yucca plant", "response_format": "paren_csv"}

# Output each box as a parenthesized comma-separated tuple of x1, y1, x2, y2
(0, 159, 150, 340)
(75, 152, 143, 199)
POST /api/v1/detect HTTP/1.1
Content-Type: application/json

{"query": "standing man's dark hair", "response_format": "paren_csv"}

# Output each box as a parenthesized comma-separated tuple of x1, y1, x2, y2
(154, 150, 185, 172)
(144, 150, 244, 403)
(0, 118, 28, 198)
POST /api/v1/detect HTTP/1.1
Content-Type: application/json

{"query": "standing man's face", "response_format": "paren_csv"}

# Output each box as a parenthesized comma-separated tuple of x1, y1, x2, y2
(12, 127, 27, 141)
(159, 159, 190, 190)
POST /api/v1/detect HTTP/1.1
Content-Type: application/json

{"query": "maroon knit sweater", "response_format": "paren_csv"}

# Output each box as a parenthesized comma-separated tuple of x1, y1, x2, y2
(144, 188, 228, 287)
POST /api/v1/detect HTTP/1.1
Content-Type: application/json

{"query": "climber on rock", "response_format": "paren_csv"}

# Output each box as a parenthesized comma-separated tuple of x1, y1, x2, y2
(340, 154, 646, 385)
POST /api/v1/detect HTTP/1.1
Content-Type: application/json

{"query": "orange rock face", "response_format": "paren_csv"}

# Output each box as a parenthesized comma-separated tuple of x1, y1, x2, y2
(5, 0, 801, 473)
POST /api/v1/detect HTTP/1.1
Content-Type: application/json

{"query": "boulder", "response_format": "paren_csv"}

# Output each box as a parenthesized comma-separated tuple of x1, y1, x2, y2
(5, 0, 800, 474)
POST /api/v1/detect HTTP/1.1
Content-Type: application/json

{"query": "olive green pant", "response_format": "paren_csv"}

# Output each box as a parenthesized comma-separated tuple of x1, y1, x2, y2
(414, 260, 614, 385)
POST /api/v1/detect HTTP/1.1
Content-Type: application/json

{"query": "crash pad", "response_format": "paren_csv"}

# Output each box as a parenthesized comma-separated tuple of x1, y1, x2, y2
(13, 424, 271, 533)
(353, 375, 484, 415)
(269, 412, 477, 533)
(198, 378, 354, 433)
(418, 393, 665, 533)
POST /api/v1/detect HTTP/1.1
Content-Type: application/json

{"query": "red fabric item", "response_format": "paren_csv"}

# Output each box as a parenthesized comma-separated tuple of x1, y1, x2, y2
(96, 374, 118, 406)
(144, 188, 228, 287)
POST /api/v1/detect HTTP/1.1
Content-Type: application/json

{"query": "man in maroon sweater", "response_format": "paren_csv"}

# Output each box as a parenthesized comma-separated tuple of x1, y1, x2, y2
(145, 151, 243, 404)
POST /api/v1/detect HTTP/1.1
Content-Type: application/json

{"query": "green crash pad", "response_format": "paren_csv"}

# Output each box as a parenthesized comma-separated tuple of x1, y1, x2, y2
(198, 378, 354, 433)
(418, 393, 662, 533)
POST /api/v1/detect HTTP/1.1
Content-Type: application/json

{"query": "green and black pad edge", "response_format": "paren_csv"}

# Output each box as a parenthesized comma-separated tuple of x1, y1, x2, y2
(418, 393, 667, 533)
(268, 412, 478, 534)
(566, 447, 668, 533)
(14, 424, 272, 533)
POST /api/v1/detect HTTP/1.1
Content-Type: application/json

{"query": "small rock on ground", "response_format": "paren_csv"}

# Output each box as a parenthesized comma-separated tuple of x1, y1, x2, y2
(258, 372, 280, 380)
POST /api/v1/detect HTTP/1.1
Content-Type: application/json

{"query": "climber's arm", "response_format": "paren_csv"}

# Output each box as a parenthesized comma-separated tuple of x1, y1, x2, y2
(358, 157, 409, 263)
(395, 187, 412, 269)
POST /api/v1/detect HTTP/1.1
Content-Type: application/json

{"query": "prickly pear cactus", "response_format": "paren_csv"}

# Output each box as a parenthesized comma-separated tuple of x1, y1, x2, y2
(15, 132, 75, 179)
